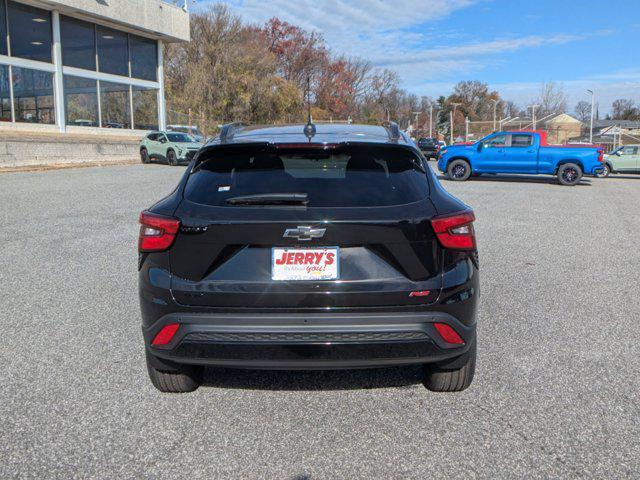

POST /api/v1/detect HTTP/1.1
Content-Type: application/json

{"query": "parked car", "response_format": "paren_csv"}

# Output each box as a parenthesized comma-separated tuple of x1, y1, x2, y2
(437, 131, 605, 186)
(139, 132, 202, 166)
(599, 145, 640, 177)
(139, 122, 479, 393)
(417, 137, 446, 159)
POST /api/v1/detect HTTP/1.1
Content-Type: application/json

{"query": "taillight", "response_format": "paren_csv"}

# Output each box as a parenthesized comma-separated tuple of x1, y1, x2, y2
(138, 211, 180, 252)
(598, 149, 604, 163)
(431, 211, 476, 251)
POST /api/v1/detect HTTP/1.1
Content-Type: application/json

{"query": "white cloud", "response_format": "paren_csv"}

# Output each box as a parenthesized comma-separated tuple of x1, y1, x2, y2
(197, 1, 632, 111)
(204, 0, 479, 60)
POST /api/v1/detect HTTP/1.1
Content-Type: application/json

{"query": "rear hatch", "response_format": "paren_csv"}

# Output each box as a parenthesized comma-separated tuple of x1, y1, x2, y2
(169, 143, 443, 309)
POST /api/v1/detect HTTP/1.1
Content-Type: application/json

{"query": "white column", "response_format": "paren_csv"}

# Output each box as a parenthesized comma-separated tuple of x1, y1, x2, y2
(51, 11, 66, 132)
(157, 40, 166, 131)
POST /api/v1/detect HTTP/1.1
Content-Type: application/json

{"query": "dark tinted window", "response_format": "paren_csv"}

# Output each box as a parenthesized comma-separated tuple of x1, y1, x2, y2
(129, 34, 157, 81)
(0, 1, 7, 56)
(185, 145, 429, 208)
(484, 134, 507, 147)
(0, 65, 11, 121)
(61, 16, 95, 70)
(147, 133, 158, 141)
(97, 26, 128, 76)
(64, 75, 98, 127)
(167, 133, 193, 142)
(100, 81, 130, 128)
(8, 1, 52, 62)
(12, 67, 54, 123)
(510, 134, 532, 147)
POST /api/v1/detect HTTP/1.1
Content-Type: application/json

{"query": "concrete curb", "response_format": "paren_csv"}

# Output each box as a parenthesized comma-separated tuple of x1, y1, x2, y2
(0, 158, 139, 174)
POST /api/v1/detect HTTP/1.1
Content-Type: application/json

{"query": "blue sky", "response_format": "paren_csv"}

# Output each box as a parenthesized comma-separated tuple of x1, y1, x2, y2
(197, 0, 640, 113)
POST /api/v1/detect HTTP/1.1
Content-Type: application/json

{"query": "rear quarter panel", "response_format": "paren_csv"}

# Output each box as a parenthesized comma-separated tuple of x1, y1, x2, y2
(538, 147, 600, 174)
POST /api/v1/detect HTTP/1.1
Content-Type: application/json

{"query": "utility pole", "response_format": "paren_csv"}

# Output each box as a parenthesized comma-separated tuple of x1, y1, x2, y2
(528, 104, 539, 130)
(412, 111, 422, 135)
(465, 117, 469, 142)
(587, 89, 595, 144)
(491, 99, 499, 131)
(450, 102, 461, 144)
(429, 103, 434, 137)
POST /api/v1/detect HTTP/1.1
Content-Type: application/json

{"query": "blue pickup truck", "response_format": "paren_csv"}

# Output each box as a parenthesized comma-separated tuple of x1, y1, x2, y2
(437, 131, 604, 186)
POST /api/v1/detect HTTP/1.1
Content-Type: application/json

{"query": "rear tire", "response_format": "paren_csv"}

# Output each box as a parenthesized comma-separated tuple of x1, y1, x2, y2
(167, 150, 178, 166)
(146, 351, 202, 393)
(596, 163, 611, 178)
(423, 342, 476, 392)
(140, 148, 150, 164)
(557, 163, 583, 186)
(447, 159, 472, 181)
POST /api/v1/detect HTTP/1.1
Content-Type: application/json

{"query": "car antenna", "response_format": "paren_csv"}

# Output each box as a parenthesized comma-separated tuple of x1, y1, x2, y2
(303, 75, 316, 142)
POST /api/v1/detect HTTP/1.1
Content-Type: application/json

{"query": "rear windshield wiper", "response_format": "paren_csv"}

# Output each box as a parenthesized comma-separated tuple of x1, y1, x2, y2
(226, 193, 309, 206)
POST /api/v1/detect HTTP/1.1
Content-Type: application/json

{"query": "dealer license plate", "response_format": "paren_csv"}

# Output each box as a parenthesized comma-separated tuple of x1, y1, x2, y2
(271, 247, 339, 281)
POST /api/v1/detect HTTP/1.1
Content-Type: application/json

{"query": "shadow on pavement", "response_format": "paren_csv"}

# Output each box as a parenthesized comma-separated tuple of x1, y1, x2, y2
(604, 174, 640, 180)
(437, 174, 593, 186)
(201, 365, 423, 391)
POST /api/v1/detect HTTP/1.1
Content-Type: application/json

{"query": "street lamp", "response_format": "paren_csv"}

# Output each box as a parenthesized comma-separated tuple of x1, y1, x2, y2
(587, 89, 595, 144)
(412, 111, 422, 135)
(528, 104, 539, 129)
(450, 102, 461, 144)
(491, 99, 499, 131)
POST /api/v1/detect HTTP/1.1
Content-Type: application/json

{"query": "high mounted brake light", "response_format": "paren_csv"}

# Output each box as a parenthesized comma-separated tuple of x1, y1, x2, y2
(139, 211, 180, 252)
(431, 211, 476, 251)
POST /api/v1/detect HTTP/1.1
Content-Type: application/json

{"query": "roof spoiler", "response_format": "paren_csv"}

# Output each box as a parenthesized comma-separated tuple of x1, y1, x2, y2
(218, 122, 247, 143)
(382, 121, 401, 142)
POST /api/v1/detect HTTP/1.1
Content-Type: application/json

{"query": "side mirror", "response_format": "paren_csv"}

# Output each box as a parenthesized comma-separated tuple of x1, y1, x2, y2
(477, 143, 483, 152)
(615, 151, 621, 156)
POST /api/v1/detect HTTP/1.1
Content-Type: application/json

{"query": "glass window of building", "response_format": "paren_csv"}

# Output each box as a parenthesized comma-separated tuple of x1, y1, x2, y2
(100, 81, 131, 129)
(61, 16, 96, 70)
(132, 86, 158, 130)
(12, 67, 55, 124)
(0, 0, 7, 56)
(97, 26, 128, 77)
(64, 75, 98, 127)
(129, 35, 157, 81)
(7, 1, 52, 62)
(0, 65, 11, 121)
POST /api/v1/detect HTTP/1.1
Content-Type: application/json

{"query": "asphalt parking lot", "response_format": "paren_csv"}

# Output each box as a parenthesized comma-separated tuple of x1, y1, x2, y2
(1, 163, 639, 479)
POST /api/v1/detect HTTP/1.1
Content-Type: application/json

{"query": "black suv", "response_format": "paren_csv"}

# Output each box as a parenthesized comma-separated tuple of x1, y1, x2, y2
(417, 137, 443, 159)
(139, 122, 479, 393)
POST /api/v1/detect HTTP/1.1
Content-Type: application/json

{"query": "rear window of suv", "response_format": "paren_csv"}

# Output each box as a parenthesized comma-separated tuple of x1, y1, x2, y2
(185, 145, 429, 207)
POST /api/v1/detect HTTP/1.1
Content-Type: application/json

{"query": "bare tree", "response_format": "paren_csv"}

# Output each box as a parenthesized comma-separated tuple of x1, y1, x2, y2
(574, 100, 591, 122)
(503, 100, 520, 118)
(611, 99, 639, 120)
(535, 82, 568, 117)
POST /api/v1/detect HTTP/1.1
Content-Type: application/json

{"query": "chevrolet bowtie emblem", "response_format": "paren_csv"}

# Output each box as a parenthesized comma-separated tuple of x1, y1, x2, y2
(283, 226, 326, 241)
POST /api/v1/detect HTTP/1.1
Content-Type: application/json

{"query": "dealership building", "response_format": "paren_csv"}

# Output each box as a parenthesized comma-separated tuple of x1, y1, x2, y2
(0, 0, 190, 135)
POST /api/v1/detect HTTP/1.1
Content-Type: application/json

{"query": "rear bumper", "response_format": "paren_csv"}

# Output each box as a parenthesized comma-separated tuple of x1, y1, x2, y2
(144, 311, 476, 370)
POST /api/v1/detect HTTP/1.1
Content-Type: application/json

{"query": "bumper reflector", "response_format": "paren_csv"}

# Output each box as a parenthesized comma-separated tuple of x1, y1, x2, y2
(409, 290, 431, 297)
(434, 323, 464, 345)
(152, 323, 180, 346)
